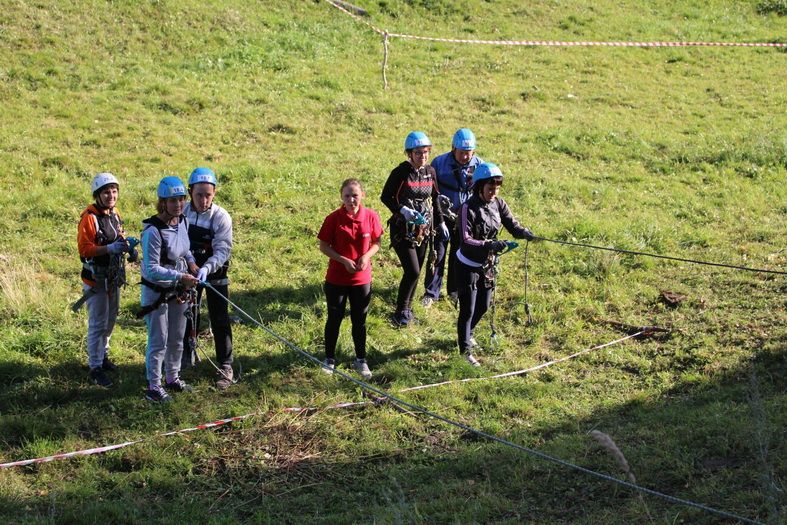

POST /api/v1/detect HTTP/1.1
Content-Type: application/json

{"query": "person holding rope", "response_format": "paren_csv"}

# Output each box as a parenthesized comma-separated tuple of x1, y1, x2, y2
(380, 131, 446, 327)
(181, 167, 235, 390)
(140, 176, 199, 403)
(318, 178, 383, 379)
(456, 162, 536, 366)
(76, 173, 137, 388)
(422, 128, 484, 308)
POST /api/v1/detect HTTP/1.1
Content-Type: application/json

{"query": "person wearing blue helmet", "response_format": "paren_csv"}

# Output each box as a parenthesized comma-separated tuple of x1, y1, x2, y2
(181, 167, 235, 390)
(422, 128, 484, 308)
(380, 131, 446, 326)
(455, 162, 536, 366)
(139, 176, 199, 402)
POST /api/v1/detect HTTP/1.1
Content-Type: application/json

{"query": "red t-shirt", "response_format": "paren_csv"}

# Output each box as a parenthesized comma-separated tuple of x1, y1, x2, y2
(318, 205, 383, 286)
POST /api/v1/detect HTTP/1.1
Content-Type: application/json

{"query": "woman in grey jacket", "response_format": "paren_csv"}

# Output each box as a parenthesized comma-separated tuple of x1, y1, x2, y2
(455, 163, 536, 366)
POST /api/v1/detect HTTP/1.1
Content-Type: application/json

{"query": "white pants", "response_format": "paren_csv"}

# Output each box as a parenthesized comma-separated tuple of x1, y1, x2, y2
(84, 283, 119, 370)
(144, 298, 188, 385)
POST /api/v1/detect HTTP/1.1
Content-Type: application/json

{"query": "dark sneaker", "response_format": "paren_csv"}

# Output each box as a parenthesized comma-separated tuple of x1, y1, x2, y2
(321, 358, 336, 375)
(101, 355, 118, 372)
(389, 311, 410, 327)
(353, 358, 372, 380)
(89, 367, 113, 388)
(164, 378, 194, 393)
(215, 365, 234, 390)
(144, 386, 172, 403)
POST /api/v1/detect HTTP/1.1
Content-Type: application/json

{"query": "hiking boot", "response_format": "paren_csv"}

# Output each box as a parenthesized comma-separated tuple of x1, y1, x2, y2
(89, 367, 113, 388)
(101, 355, 118, 372)
(421, 296, 434, 308)
(353, 358, 372, 380)
(164, 378, 194, 393)
(216, 365, 234, 390)
(322, 358, 336, 375)
(144, 386, 172, 403)
(464, 352, 481, 367)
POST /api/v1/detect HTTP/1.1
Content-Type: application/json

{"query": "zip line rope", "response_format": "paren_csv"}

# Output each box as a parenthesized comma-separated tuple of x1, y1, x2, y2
(533, 236, 786, 275)
(195, 282, 764, 525)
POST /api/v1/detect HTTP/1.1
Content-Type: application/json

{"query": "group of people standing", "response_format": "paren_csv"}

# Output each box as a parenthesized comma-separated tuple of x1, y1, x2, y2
(77, 168, 234, 402)
(320, 128, 536, 375)
(76, 128, 537, 400)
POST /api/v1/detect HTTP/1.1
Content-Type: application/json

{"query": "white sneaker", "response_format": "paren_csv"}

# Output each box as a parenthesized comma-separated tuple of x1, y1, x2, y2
(464, 352, 481, 367)
(322, 358, 336, 375)
(353, 358, 372, 380)
(421, 296, 434, 308)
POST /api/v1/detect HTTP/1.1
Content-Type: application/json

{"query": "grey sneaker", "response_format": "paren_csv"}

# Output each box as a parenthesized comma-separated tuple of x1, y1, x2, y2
(89, 367, 113, 388)
(353, 358, 372, 380)
(216, 365, 234, 390)
(464, 352, 481, 367)
(322, 358, 336, 375)
(164, 378, 193, 393)
(144, 386, 172, 403)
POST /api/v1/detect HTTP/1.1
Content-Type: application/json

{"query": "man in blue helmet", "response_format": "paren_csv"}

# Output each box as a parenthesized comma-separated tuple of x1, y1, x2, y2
(421, 128, 484, 308)
(182, 167, 235, 390)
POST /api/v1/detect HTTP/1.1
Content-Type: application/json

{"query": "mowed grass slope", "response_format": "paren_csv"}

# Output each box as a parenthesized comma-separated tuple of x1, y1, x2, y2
(0, 1, 785, 523)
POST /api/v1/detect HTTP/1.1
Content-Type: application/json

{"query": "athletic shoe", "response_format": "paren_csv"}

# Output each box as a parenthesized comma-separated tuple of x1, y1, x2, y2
(216, 365, 234, 390)
(421, 296, 434, 308)
(164, 378, 194, 393)
(469, 335, 478, 348)
(322, 358, 336, 375)
(464, 352, 481, 367)
(353, 358, 372, 380)
(144, 386, 172, 403)
(389, 311, 410, 327)
(101, 356, 118, 372)
(89, 367, 113, 388)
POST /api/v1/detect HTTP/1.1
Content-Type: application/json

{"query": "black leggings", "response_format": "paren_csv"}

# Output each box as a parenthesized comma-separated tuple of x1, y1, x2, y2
(324, 281, 372, 360)
(393, 240, 428, 312)
(183, 282, 233, 366)
(456, 263, 493, 352)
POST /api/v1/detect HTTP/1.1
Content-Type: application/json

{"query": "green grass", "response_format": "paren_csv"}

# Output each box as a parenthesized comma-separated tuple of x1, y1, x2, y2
(1, 1, 785, 523)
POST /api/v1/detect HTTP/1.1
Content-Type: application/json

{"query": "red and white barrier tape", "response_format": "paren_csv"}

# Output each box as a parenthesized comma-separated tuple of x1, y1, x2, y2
(0, 333, 637, 469)
(323, 0, 787, 48)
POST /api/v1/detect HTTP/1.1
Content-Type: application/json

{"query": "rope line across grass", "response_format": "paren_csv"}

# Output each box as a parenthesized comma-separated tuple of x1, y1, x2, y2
(323, 0, 787, 48)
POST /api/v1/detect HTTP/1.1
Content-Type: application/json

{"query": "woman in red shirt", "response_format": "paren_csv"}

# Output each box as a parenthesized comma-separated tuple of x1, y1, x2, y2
(318, 179, 383, 379)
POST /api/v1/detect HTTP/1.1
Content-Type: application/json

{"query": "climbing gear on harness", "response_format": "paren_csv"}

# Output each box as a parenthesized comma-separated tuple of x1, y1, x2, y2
(91, 172, 119, 196)
(405, 209, 429, 245)
(437, 194, 456, 222)
(404, 131, 431, 151)
(471, 162, 503, 188)
(188, 167, 217, 187)
(452, 128, 476, 150)
(157, 176, 187, 198)
(182, 288, 200, 367)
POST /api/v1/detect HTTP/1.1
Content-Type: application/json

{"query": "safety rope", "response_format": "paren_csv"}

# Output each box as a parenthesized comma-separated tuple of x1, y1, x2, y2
(196, 282, 764, 525)
(322, 0, 787, 48)
(534, 236, 786, 275)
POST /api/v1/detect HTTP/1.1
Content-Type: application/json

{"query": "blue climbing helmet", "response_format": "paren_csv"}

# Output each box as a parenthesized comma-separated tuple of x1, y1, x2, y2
(157, 176, 187, 198)
(188, 167, 217, 187)
(452, 128, 476, 151)
(404, 131, 432, 151)
(472, 162, 503, 187)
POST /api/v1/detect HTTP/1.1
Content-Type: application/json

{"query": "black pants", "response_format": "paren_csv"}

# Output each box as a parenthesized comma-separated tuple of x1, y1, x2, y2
(423, 225, 458, 300)
(324, 281, 371, 360)
(456, 263, 493, 352)
(183, 283, 233, 367)
(393, 240, 428, 313)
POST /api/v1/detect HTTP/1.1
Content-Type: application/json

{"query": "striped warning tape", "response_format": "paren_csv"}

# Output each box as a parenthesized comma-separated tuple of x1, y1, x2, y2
(323, 0, 787, 48)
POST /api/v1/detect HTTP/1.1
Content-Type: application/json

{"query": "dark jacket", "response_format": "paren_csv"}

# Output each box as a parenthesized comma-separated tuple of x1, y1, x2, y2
(380, 161, 443, 245)
(457, 194, 529, 265)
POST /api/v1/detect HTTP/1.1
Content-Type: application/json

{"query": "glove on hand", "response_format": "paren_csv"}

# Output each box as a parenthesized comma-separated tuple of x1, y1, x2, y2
(439, 223, 450, 241)
(107, 239, 129, 255)
(489, 240, 508, 254)
(196, 267, 209, 282)
(522, 228, 536, 241)
(400, 206, 418, 222)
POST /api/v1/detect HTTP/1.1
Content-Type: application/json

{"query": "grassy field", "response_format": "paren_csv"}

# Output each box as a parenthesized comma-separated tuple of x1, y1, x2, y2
(0, 0, 785, 523)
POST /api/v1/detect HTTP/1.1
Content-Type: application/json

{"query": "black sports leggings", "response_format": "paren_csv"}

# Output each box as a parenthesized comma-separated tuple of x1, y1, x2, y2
(323, 281, 372, 360)
(456, 263, 493, 352)
(393, 240, 428, 312)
